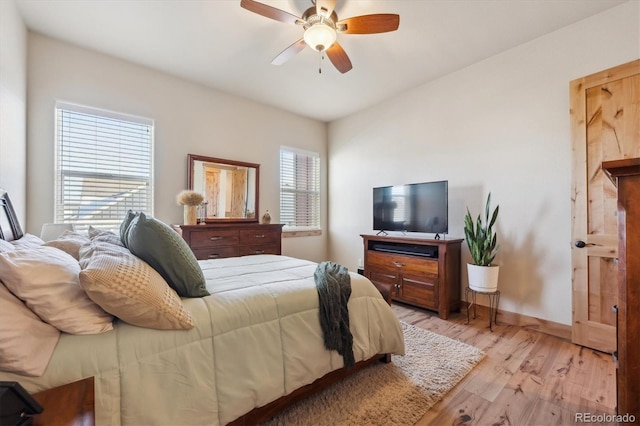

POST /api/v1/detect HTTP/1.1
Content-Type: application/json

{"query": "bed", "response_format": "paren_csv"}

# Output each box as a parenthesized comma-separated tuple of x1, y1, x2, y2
(0, 190, 405, 425)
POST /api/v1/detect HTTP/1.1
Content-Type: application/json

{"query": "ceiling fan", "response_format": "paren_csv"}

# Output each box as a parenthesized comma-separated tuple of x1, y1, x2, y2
(240, 0, 400, 74)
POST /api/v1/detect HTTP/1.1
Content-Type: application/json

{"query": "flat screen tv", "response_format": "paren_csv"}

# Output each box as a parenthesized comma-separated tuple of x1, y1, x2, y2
(373, 180, 448, 235)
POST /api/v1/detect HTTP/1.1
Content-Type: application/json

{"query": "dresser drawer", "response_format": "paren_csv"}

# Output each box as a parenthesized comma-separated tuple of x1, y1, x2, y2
(239, 244, 280, 256)
(239, 229, 280, 245)
(401, 277, 437, 309)
(190, 230, 239, 249)
(367, 251, 438, 277)
(192, 246, 239, 260)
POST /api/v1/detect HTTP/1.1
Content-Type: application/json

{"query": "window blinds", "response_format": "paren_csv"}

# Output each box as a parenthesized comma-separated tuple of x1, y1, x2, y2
(279, 147, 320, 229)
(54, 102, 154, 232)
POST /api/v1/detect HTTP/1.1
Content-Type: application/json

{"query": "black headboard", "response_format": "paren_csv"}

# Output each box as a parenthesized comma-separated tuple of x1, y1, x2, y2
(0, 189, 24, 242)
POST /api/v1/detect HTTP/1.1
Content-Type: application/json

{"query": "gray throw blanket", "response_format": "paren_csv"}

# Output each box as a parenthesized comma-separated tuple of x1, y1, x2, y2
(314, 261, 355, 368)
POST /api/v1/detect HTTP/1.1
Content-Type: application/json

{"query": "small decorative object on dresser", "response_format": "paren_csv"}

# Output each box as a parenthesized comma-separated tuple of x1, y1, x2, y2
(261, 210, 271, 224)
(176, 190, 204, 226)
(464, 193, 500, 292)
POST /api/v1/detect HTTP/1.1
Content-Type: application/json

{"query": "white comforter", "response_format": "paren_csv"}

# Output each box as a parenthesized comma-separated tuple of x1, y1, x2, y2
(0, 255, 405, 425)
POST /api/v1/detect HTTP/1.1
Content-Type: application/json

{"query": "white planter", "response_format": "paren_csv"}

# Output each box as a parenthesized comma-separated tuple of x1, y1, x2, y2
(467, 264, 500, 292)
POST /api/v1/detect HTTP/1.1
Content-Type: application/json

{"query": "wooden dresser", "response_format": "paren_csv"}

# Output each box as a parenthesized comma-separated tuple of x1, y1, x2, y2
(361, 234, 462, 319)
(178, 223, 283, 260)
(603, 158, 640, 418)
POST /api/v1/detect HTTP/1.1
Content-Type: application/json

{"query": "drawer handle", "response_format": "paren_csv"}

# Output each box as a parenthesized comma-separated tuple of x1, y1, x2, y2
(253, 250, 265, 254)
(208, 254, 220, 259)
(209, 236, 224, 241)
(254, 234, 266, 238)
(393, 261, 405, 267)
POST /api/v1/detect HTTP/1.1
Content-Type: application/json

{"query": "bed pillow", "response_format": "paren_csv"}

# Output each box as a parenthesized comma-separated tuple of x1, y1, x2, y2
(43, 230, 90, 260)
(0, 246, 114, 334)
(122, 212, 208, 297)
(0, 283, 60, 376)
(88, 226, 124, 246)
(78, 240, 195, 330)
(0, 239, 15, 253)
(119, 210, 136, 244)
(10, 233, 44, 249)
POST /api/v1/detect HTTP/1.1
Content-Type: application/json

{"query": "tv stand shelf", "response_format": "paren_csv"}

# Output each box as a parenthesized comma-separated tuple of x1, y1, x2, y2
(361, 234, 463, 319)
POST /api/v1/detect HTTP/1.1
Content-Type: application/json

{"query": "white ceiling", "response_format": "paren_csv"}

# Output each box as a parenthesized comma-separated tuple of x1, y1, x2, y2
(16, 0, 627, 122)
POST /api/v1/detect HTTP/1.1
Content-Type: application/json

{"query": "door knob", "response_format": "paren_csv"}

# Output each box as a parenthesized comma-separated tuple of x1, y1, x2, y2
(575, 240, 586, 248)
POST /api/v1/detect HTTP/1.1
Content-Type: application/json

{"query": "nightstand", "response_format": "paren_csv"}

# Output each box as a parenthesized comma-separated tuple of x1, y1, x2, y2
(32, 377, 94, 426)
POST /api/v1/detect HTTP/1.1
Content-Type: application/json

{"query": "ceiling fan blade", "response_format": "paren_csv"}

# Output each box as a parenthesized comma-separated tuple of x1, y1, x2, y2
(240, 0, 304, 25)
(271, 39, 307, 65)
(315, 0, 336, 18)
(326, 42, 353, 74)
(337, 14, 400, 34)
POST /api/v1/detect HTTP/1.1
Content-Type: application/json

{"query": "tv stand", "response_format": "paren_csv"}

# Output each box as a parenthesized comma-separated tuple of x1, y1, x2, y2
(361, 234, 462, 319)
(375, 230, 388, 236)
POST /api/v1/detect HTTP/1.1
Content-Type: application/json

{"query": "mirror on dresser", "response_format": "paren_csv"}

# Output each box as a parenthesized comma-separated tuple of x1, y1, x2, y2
(188, 154, 259, 223)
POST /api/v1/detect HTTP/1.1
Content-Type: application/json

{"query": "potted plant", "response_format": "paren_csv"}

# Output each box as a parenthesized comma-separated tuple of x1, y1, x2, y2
(464, 193, 500, 292)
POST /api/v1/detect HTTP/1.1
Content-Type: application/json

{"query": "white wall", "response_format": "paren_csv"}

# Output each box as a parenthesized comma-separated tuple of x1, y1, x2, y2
(26, 33, 328, 262)
(0, 0, 27, 223)
(328, 1, 640, 325)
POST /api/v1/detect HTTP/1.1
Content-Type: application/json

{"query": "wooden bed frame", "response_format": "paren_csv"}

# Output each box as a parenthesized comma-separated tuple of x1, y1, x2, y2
(0, 188, 392, 424)
(229, 353, 390, 425)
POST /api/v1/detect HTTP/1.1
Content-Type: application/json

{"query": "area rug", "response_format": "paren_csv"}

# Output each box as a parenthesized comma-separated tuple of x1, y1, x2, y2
(263, 322, 485, 425)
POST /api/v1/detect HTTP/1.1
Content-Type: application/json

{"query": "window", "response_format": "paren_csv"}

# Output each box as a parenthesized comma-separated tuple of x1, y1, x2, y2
(54, 102, 154, 232)
(391, 185, 407, 223)
(279, 147, 320, 232)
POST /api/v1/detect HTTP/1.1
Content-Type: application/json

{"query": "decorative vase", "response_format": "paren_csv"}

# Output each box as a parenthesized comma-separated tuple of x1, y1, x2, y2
(467, 264, 499, 292)
(261, 210, 271, 224)
(184, 205, 198, 225)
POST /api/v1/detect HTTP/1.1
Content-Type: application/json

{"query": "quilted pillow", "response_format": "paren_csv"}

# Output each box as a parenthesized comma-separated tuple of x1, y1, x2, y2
(0, 283, 60, 376)
(122, 212, 208, 297)
(0, 246, 114, 334)
(43, 230, 90, 260)
(78, 240, 195, 330)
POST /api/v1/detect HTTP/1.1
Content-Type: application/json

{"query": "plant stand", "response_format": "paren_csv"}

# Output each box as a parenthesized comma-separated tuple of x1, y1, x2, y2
(465, 287, 500, 331)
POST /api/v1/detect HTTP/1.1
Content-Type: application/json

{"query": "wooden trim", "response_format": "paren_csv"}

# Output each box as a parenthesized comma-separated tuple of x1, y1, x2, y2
(464, 302, 572, 341)
(571, 59, 640, 90)
(228, 354, 389, 425)
(282, 229, 322, 237)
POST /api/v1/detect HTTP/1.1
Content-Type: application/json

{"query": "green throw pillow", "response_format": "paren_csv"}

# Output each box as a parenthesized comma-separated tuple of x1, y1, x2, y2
(120, 210, 136, 245)
(123, 212, 209, 298)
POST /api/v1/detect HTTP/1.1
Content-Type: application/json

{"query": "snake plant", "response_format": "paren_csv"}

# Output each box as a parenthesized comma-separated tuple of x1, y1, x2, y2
(464, 193, 500, 266)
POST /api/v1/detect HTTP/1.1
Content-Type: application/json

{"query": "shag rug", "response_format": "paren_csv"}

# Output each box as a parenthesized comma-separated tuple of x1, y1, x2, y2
(262, 322, 485, 425)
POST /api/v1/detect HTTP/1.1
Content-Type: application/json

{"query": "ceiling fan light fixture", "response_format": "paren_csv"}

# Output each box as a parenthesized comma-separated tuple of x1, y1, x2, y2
(303, 23, 337, 52)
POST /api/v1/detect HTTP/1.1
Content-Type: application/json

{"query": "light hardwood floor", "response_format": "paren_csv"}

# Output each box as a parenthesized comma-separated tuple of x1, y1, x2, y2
(391, 303, 617, 426)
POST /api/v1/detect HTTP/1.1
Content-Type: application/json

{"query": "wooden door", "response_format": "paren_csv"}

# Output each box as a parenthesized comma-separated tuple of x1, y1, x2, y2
(204, 167, 220, 218)
(571, 59, 640, 353)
